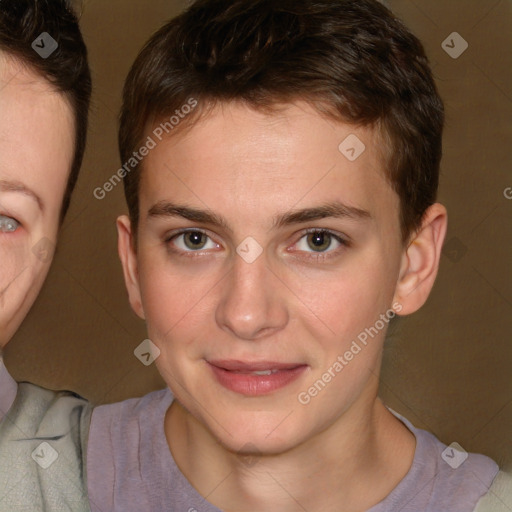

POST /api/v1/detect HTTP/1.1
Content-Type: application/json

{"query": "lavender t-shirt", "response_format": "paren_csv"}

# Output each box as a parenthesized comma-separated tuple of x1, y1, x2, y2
(87, 388, 498, 512)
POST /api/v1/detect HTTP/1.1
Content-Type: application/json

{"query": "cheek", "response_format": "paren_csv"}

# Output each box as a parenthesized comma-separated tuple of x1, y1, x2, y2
(138, 254, 221, 344)
(0, 232, 50, 301)
(0, 249, 49, 337)
(0, 238, 28, 291)
(287, 257, 393, 344)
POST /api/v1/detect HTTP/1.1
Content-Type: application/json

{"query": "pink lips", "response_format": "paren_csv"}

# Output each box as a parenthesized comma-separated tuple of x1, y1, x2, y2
(207, 360, 308, 396)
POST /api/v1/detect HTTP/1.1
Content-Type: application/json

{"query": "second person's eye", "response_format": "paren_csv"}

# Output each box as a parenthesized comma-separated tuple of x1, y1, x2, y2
(0, 215, 20, 233)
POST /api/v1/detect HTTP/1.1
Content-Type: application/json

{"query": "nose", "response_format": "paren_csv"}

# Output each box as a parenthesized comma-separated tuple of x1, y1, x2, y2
(215, 252, 289, 341)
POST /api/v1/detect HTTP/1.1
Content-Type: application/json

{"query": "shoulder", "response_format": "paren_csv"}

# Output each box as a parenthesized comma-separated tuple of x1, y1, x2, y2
(1, 380, 91, 446)
(376, 411, 499, 512)
(18, 381, 91, 434)
(404, 420, 499, 511)
(87, 388, 173, 511)
(90, 387, 171, 437)
(0, 382, 92, 510)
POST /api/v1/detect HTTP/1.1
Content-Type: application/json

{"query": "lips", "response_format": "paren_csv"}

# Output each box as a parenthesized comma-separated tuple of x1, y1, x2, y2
(207, 360, 308, 396)
(209, 360, 304, 372)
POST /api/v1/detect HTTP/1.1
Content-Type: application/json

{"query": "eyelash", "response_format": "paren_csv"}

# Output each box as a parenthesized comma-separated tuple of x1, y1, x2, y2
(292, 228, 349, 262)
(165, 228, 219, 258)
(164, 228, 350, 261)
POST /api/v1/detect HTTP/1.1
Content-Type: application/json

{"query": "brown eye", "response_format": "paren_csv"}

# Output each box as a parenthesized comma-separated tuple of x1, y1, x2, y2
(168, 229, 218, 253)
(306, 231, 333, 252)
(293, 229, 346, 257)
(183, 231, 208, 250)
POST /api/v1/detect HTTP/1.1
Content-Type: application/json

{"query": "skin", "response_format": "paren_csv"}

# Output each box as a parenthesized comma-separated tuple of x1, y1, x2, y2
(0, 53, 74, 349)
(118, 101, 447, 512)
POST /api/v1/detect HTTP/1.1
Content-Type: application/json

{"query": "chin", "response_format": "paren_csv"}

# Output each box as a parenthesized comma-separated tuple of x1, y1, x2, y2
(204, 409, 307, 456)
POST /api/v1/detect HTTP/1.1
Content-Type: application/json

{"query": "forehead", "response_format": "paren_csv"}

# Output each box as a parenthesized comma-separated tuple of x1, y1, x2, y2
(0, 53, 74, 216)
(140, 101, 396, 225)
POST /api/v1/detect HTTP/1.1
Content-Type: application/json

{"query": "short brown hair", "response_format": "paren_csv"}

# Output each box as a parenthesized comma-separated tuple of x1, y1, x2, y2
(0, 0, 91, 222)
(120, 0, 444, 243)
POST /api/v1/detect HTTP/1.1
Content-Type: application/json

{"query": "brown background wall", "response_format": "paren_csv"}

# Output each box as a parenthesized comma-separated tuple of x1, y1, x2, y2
(4, 0, 512, 470)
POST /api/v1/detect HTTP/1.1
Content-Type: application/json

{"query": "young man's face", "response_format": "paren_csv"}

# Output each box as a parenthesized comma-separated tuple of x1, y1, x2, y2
(119, 101, 421, 454)
(0, 55, 74, 347)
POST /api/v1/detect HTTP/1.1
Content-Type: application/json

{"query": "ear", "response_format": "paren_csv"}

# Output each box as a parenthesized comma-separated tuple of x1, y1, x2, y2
(117, 215, 145, 320)
(393, 203, 448, 315)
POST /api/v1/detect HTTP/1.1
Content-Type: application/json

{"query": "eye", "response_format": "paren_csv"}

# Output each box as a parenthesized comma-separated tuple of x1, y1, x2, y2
(0, 215, 19, 233)
(168, 229, 219, 252)
(295, 230, 345, 253)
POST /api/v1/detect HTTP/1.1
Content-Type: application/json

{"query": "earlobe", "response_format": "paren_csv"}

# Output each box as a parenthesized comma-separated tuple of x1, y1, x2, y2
(393, 203, 448, 315)
(117, 215, 145, 320)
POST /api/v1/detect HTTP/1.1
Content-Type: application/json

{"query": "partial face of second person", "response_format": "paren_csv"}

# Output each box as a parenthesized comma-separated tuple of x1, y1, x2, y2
(118, 100, 446, 456)
(0, 53, 74, 347)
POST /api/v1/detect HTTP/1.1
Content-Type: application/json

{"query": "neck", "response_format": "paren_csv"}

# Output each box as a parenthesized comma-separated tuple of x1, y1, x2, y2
(165, 393, 415, 512)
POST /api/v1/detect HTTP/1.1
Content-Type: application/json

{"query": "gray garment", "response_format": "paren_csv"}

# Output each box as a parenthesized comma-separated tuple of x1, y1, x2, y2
(0, 360, 92, 511)
(87, 388, 499, 512)
(474, 470, 512, 512)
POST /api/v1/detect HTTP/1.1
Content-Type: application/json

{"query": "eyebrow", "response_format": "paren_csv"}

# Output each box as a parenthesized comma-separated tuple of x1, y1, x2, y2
(273, 202, 372, 228)
(148, 202, 231, 232)
(0, 179, 44, 212)
(147, 200, 371, 231)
